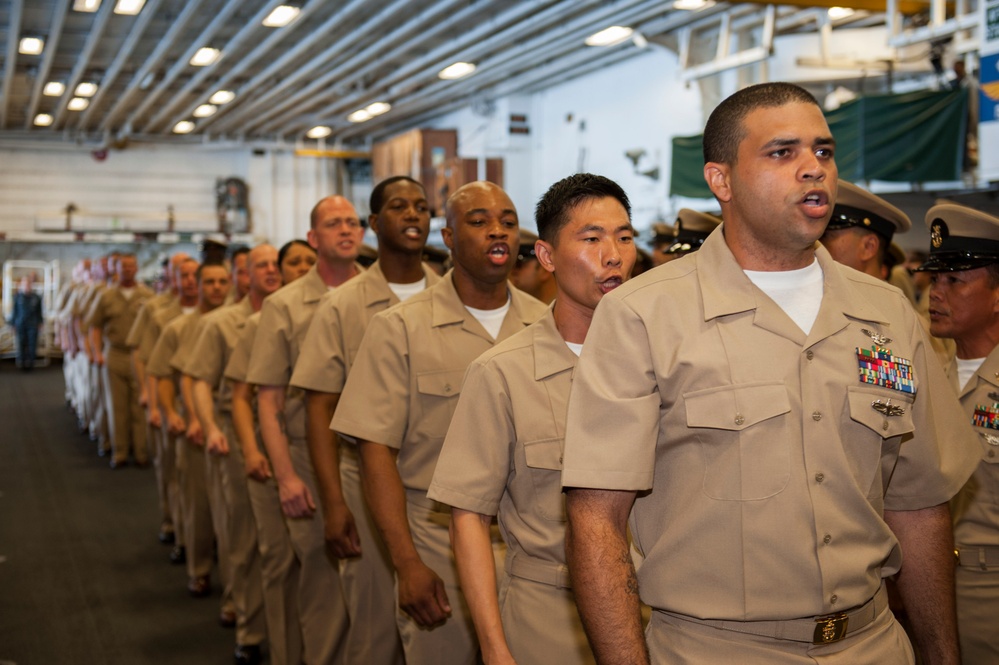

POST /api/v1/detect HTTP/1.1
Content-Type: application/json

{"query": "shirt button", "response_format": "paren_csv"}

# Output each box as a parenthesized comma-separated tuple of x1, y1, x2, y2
(830, 594, 838, 604)
(734, 414, 745, 426)
(806, 350, 814, 361)
(882, 420, 889, 431)
(823, 534, 832, 544)
(815, 473, 824, 483)
(812, 411, 822, 421)
(989, 450, 996, 458)
(444, 383, 452, 393)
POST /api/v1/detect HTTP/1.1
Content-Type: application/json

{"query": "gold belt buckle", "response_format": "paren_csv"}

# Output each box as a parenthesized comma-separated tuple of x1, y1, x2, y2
(813, 613, 849, 644)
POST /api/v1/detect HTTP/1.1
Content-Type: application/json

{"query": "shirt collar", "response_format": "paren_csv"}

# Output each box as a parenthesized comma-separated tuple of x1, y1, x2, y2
(533, 305, 577, 381)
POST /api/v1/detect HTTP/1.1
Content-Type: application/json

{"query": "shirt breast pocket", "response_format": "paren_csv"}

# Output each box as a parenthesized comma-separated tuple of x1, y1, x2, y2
(416, 369, 466, 440)
(523, 438, 566, 522)
(684, 382, 791, 501)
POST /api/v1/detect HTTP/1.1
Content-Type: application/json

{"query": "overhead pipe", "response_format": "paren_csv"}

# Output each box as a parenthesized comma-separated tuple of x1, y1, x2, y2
(76, 0, 165, 131)
(198, 0, 406, 135)
(150, 0, 331, 136)
(99, 0, 208, 132)
(52, 0, 116, 130)
(1, 0, 25, 129)
(23, 0, 69, 130)
(121, 0, 245, 136)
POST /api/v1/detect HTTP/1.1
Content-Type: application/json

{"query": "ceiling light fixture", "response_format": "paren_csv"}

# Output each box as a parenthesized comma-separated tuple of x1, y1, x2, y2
(75, 82, 98, 97)
(365, 101, 391, 116)
(67, 97, 90, 111)
(19, 37, 44, 55)
(209, 90, 235, 105)
(173, 121, 195, 134)
(584, 26, 634, 47)
(306, 126, 332, 139)
(347, 109, 372, 123)
(43, 81, 65, 96)
(34, 113, 54, 127)
(827, 6, 855, 19)
(672, 0, 712, 10)
(73, 0, 100, 12)
(190, 47, 221, 67)
(193, 104, 217, 117)
(263, 5, 301, 27)
(114, 0, 145, 14)
(438, 61, 477, 80)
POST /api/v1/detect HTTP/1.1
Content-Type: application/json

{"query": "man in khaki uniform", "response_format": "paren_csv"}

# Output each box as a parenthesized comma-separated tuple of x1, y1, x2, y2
(292, 176, 440, 664)
(73, 256, 110, 451)
(428, 173, 637, 665)
(57, 259, 91, 424)
(663, 208, 721, 259)
(247, 195, 364, 665)
(148, 262, 231, 605)
(228, 312, 304, 665)
(332, 181, 548, 665)
(187, 245, 281, 665)
(126, 253, 190, 543)
(87, 253, 154, 467)
(914, 204, 999, 664)
(561, 83, 979, 665)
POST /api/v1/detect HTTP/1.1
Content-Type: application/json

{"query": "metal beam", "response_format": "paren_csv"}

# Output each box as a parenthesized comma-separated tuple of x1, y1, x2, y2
(52, 0, 116, 130)
(23, 0, 68, 130)
(1, 0, 24, 129)
(728, 0, 936, 14)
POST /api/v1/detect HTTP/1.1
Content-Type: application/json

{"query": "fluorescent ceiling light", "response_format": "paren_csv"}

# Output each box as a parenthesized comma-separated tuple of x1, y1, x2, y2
(672, 0, 712, 9)
(209, 90, 235, 105)
(19, 37, 44, 55)
(34, 113, 54, 127)
(585, 26, 634, 47)
(347, 109, 372, 123)
(73, 0, 100, 12)
(365, 101, 391, 116)
(193, 104, 217, 118)
(263, 5, 300, 27)
(67, 97, 90, 111)
(173, 121, 195, 134)
(438, 61, 477, 80)
(114, 0, 145, 14)
(306, 126, 332, 139)
(43, 81, 65, 96)
(75, 82, 98, 97)
(190, 47, 221, 67)
(827, 6, 855, 19)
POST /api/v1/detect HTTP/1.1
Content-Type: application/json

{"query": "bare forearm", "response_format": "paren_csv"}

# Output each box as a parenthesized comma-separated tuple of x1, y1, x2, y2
(565, 488, 648, 665)
(885, 504, 959, 665)
(231, 382, 259, 459)
(132, 351, 146, 394)
(193, 380, 219, 434)
(358, 441, 420, 570)
(451, 509, 510, 662)
(147, 374, 160, 411)
(180, 375, 198, 424)
(305, 390, 345, 511)
(157, 377, 177, 417)
(258, 386, 296, 480)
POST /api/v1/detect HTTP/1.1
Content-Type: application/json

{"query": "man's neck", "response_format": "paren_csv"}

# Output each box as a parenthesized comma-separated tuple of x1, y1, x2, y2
(955, 329, 999, 360)
(553, 297, 593, 345)
(248, 290, 267, 313)
(316, 258, 358, 288)
(179, 296, 198, 308)
(724, 227, 816, 272)
(119, 279, 136, 288)
(379, 248, 425, 284)
(198, 301, 220, 315)
(451, 270, 509, 310)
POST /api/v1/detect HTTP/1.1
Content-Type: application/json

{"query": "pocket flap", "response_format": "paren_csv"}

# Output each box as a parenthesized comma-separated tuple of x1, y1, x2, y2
(416, 369, 466, 397)
(847, 386, 914, 438)
(524, 438, 563, 471)
(685, 382, 790, 431)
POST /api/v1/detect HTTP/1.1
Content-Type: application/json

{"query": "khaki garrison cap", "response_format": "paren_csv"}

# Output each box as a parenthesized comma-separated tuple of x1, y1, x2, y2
(826, 181, 911, 241)
(917, 204, 999, 272)
(667, 209, 721, 255)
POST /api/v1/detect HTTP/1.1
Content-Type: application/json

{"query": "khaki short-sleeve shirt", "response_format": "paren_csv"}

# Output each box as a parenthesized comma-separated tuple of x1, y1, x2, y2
(148, 311, 199, 379)
(225, 313, 259, 384)
(87, 284, 154, 350)
(184, 298, 254, 412)
(291, 262, 441, 394)
(332, 273, 547, 492)
(126, 292, 173, 350)
(137, 299, 184, 363)
(561, 228, 978, 621)
(948, 351, 999, 549)
(429, 306, 574, 565)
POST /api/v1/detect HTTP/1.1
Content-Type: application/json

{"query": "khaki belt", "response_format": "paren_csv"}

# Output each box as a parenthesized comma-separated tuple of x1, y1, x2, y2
(506, 552, 572, 590)
(660, 584, 887, 645)
(956, 546, 999, 570)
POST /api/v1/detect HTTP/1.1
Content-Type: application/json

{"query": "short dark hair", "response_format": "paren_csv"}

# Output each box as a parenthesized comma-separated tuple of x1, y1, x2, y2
(278, 239, 314, 269)
(229, 245, 250, 261)
(196, 260, 227, 282)
(986, 264, 999, 288)
(370, 176, 424, 215)
(703, 82, 820, 165)
(534, 173, 631, 244)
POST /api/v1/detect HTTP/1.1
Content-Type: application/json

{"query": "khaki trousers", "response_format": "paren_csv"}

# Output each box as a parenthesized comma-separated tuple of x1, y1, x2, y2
(647, 601, 914, 664)
(89, 360, 109, 446)
(105, 347, 147, 464)
(339, 443, 403, 664)
(153, 426, 184, 545)
(499, 572, 594, 665)
(247, 471, 302, 665)
(286, 438, 348, 665)
(956, 563, 999, 663)
(218, 415, 267, 647)
(400, 490, 505, 665)
(205, 440, 234, 615)
(179, 436, 214, 579)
